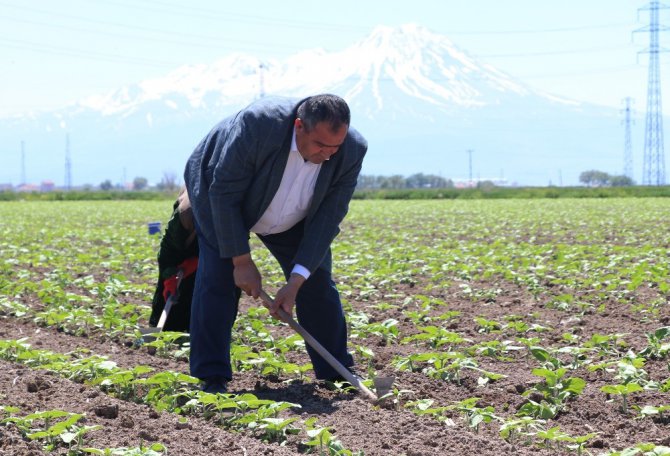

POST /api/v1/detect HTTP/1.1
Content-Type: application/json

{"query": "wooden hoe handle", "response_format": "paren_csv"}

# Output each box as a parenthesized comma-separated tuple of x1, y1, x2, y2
(259, 289, 378, 402)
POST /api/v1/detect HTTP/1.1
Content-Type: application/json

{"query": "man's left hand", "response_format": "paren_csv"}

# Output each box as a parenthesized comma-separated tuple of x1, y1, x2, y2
(269, 273, 306, 321)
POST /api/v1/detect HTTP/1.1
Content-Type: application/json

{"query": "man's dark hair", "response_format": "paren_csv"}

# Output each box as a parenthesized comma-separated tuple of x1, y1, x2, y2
(297, 94, 350, 133)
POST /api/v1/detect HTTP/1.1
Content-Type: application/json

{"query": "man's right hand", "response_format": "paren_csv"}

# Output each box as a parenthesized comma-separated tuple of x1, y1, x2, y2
(232, 253, 262, 298)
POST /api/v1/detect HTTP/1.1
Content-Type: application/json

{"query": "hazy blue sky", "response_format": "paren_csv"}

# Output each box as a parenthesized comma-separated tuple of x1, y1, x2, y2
(0, 0, 663, 116)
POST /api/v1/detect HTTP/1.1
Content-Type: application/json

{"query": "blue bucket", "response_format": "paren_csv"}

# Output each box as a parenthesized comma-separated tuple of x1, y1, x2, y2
(148, 221, 162, 235)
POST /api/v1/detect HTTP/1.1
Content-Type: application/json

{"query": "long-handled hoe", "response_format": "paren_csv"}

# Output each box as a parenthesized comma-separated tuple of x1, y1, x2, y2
(138, 270, 185, 342)
(259, 290, 395, 403)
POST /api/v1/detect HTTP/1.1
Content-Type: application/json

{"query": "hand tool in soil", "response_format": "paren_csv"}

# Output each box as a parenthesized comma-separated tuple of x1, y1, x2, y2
(139, 269, 185, 341)
(259, 289, 395, 402)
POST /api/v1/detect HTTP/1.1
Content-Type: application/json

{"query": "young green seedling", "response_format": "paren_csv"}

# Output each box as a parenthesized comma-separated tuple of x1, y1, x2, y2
(499, 416, 546, 446)
(638, 404, 670, 423)
(447, 397, 500, 434)
(640, 326, 670, 360)
(253, 417, 300, 443)
(601, 383, 644, 414)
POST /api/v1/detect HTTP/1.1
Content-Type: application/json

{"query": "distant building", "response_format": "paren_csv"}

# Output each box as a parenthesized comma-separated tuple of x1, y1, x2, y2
(453, 178, 511, 188)
(16, 183, 39, 192)
(40, 180, 55, 192)
(0, 183, 12, 192)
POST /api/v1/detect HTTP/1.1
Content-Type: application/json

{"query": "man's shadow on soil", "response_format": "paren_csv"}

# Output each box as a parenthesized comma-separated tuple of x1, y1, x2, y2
(237, 380, 359, 414)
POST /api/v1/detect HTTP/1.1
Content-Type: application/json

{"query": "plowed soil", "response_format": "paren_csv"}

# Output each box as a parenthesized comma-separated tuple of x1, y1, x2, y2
(2, 199, 670, 455)
(2, 286, 669, 455)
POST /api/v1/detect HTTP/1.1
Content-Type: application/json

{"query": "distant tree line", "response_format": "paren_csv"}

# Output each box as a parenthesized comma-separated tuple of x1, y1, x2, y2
(579, 170, 634, 187)
(357, 173, 453, 189)
(97, 171, 634, 191)
(99, 172, 180, 192)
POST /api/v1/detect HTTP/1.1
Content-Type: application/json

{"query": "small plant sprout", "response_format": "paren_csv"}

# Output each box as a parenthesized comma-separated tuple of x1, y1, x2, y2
(401, 325, 469, 349)
(253, 417, 300, 443)
(404, 399, 454, 425)
(583, 333, 629, 357)
(302, 417, 362, 455)
(474, 316, 502, 333)
(601, 383, 644, 414)
(0, 405, 20, 418)
(499, 416, 546, 446)
(59, 422, 104, 453)
(372, 301, 398, 312)
(3, 410, 92, 452)
(638, 404, 670, 423)
(614, 354, 649, 385)
(529, 367, 586, 405)
(556, 345, 594, 370)
(377, 385, 414, 411)
(640, 326, 670, 360)
(82, 442, 167, 455)
(515, 337, 541, 362)
(363, 319, 400, 345)
(142, 331, 190, 358)
(535, 426, 597, 455)
(354, 344, 376, 377)
(604, 443, 670, 455)
(470, 339, 522, 361)
(447, 397, 500, 434)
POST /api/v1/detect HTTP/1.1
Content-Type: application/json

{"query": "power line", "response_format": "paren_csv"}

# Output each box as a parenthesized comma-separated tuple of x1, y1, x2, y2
(637, 1, 669, 185)
(0, 1, 640, 40)
(467, 149, 473, 187)
(20, 140, 26, 185)
(478, 44, 634, 59)
(0, 37, 178, 68)
(5, 12, 636, 63)
(258, 63, 266, 99)
(445, 22, 637, 36)
(2, 31, 648, 83)
(100, 0, 635, 35)
(0, 15, 294, 54)
(0, 1, 367, 36)
(0, 3, 655, 81)
(621, 97, 635, 180)
(65, 133, 72, 190)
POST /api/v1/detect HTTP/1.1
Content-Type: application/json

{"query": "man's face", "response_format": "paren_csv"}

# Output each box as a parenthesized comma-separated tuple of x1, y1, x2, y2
(295, 118, 348, 164)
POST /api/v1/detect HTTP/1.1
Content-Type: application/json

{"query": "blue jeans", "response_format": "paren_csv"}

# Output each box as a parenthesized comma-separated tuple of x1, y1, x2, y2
(189, 221, 353, 381)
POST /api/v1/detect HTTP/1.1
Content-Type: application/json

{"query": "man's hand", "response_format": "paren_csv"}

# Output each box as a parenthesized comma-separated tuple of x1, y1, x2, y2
(268, 273, 306, 321)
(232, 253, 262, 298)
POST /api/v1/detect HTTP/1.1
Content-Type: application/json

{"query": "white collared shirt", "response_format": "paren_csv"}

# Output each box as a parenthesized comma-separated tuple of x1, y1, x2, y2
(251, 128, 321, 278)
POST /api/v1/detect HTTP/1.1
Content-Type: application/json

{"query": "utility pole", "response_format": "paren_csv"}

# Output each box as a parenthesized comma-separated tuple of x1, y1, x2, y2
(636, 1, 670, 185)
(258, 63, 266, 99)
(20, 140, 26, 185)
(64, 133, 72, 190)
(622, 97, 635, 181)
(467, 149, 473, 187)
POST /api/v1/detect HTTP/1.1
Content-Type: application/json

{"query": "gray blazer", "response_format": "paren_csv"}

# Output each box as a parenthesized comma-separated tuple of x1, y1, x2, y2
(184, 96, 368, 273)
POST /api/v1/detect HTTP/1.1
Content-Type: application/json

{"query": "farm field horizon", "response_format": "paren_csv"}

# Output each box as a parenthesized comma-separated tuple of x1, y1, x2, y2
(1, 198, 669, 455)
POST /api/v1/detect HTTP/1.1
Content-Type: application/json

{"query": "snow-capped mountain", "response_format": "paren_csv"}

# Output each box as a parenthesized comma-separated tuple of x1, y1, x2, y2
(1, 24, 629, 187)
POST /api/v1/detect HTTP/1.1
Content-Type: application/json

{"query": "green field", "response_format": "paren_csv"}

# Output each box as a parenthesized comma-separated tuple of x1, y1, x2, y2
(1, 199, 669, 455)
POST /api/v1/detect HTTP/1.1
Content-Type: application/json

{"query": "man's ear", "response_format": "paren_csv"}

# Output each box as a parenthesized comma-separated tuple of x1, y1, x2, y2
(294, 118, 303, 129)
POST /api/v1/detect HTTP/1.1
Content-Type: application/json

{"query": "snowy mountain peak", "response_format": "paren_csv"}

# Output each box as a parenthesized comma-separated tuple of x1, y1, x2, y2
(361, 23, 457, 55)
(326, 23, 549, 116)
(69, 24, 574, 120)
(0, 25, 620, 188)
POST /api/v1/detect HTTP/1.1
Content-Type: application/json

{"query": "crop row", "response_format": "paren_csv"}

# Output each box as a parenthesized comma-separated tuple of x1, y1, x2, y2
(2, 199, 670, 454)
(0, 338, 362, 455)
(4, 264, 670, 411)
(1, 403, 165, 455)
(3, 263, 670, 455)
